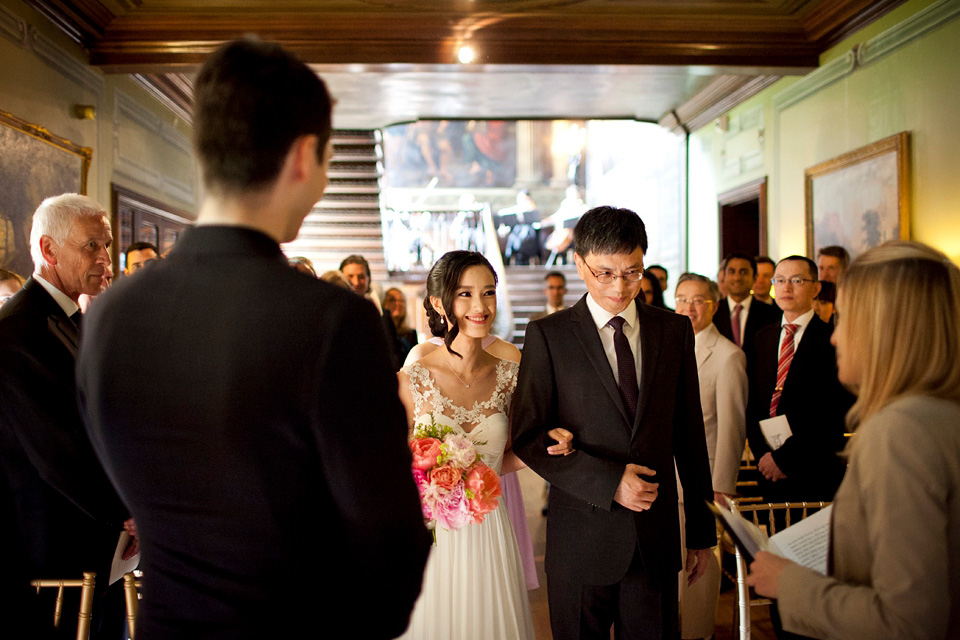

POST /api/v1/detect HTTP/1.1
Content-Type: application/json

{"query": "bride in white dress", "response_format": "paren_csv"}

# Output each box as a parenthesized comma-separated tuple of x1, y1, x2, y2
(397, 251, 571, 640)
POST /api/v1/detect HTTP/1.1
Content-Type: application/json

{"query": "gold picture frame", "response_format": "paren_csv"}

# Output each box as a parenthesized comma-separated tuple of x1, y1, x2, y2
(805, 132, 909, 259)
(0, 109, 92, 277)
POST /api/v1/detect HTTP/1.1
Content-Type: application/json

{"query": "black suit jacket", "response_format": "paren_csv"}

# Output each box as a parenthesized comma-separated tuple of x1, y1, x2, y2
(714, 297, 782, 354)
(76, 227, 430, 640)
(0, 277, 129, 634)
(745, 314, 854, 501)
(512, 295, 715, 584)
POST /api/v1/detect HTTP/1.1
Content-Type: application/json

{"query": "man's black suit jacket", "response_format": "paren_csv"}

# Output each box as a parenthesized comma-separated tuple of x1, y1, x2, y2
(714, 297, 782, 354)
(0, 278, 129, 634)
(76, 227, 430, 640)
(745, 314, 855, 502)
(512, 296, 715, 585)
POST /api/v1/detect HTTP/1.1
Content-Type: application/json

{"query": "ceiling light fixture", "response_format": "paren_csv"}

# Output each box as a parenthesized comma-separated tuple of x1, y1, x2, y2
(457, 45, 475, 64)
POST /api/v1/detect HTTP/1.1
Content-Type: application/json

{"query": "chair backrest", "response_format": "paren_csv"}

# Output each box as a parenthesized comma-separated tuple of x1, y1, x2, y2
(731, 501, 831, 640)
(123, 571, 142, 639)
(29, 571, 96, 640)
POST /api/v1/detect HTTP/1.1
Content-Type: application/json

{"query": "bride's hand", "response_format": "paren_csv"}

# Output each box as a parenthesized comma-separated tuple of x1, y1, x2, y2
(546, 428, 575, 456)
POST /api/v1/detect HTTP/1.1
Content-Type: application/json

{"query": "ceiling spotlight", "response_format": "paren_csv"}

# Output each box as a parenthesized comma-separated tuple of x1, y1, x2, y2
(457, 45, 475, 64)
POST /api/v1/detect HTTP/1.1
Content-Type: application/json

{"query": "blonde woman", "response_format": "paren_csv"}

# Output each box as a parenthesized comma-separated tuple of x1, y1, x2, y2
(748, 241, 960, 639)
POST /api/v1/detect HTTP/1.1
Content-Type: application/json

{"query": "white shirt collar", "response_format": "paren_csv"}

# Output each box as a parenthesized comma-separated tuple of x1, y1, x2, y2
(728, 294, 753, 314)
(585, 292, 639, 332)
(33, 273, 80, 317)
(782, 307, 815, 330)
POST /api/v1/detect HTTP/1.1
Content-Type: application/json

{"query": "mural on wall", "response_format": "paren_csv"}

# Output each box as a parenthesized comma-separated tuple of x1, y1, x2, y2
(0, 110, 91, 278)
(382, 120, 517, 188)
(805, 132, 910, 259)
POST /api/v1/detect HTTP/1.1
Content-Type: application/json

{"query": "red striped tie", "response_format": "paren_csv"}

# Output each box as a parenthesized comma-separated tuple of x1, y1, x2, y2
(769, 324, 798, 417)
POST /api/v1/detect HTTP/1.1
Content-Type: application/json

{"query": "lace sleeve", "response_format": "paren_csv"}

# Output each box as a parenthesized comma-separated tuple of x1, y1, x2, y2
(492, 360, 520, 414)
(400, 362, 431, 418)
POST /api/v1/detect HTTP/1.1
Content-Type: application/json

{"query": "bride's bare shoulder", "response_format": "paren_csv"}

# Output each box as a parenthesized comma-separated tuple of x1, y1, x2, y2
(485, 337, 521, 363)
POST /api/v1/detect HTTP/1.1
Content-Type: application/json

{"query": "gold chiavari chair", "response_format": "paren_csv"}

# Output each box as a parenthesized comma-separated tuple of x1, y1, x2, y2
(729, 501, 831, 640)
(123, 571, 142, 639)
(29, 571, 96, 640)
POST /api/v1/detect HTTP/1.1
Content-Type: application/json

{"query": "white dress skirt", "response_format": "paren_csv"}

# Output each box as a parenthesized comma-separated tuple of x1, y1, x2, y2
(399, 360, 535, 640)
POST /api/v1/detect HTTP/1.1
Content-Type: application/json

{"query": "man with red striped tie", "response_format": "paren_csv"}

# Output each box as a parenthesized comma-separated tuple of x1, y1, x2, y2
(745, 255, 855, 504)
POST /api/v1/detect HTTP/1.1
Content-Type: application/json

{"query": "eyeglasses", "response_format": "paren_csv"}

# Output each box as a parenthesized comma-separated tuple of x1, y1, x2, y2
(772, 276, 816, 286)
(581, 260, 643, 284)
(675, 296, 713, 307)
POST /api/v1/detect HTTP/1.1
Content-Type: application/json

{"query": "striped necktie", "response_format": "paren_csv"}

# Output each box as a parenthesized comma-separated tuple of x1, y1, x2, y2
(769, 324, 798, 417)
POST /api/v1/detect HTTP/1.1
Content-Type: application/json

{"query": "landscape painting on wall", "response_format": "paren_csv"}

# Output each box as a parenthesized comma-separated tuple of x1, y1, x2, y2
(0, 110, 91, 278)
(805, 132, 909, 260)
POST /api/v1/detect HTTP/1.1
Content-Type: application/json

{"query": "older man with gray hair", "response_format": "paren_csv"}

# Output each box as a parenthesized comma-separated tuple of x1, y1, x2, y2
(674, 271, 748, 640)
(0, 193, 133, 639)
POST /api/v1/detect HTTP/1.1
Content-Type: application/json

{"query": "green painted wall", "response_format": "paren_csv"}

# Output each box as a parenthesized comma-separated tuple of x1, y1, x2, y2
(688, 0, 960, 274)
(0, 0, 197, 234)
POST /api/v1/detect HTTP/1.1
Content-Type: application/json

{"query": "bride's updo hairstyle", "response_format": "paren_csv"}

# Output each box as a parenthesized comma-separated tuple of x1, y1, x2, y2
(424, 250, 498, 358)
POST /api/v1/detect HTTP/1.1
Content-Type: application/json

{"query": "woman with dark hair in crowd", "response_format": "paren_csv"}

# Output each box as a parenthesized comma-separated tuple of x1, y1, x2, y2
(748, 241, 960, 639)
(641, 269, 668, 308)
(397, 250, 571, 639)
(382, 287, 419, 364)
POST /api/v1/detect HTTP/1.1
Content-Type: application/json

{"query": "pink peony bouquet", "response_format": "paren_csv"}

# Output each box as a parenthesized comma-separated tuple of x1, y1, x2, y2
(410, 414, 501, 540)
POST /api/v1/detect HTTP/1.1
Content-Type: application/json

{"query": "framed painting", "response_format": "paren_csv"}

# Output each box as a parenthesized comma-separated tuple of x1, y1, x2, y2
(0, 110, 92, 278)
(805, 132, 909, 259)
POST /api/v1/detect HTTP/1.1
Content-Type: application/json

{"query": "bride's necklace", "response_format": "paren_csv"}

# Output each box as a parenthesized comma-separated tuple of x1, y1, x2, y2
(444, 349, 484, 389)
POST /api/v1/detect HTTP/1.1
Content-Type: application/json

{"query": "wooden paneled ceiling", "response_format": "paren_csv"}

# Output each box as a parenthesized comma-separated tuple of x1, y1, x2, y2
(25, 0, 904, 129)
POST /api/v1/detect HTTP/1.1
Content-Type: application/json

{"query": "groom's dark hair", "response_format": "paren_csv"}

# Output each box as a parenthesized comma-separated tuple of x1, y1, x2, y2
(573, 206, 648, 257)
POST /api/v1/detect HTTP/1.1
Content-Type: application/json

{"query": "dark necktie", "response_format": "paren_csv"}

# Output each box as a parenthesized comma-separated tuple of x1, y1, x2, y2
(608, 316, 639, 418)
(70, 310, 82, 329)
(731, 303, 743, 347)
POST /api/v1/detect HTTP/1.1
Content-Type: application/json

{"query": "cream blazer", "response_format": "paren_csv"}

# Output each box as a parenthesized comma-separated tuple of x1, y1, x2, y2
(777, 395, 960, 639)
(695, 322, 748, 495)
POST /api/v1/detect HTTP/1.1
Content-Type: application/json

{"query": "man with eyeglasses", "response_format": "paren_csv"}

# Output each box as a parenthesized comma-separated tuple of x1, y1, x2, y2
(513, 206, 715, 640)
(674, 272, 748, 640)
(745, 256, 854, 507)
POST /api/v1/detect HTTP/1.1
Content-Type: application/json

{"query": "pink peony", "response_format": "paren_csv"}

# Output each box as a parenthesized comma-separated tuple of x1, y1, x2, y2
(465, 464, 501, 523)
(442, 433, 477, 468)
(428, 464, 462, 492)
(410, 437, 442, 470)
(412, 469, 434, 520)
(433, 483, 474, 531)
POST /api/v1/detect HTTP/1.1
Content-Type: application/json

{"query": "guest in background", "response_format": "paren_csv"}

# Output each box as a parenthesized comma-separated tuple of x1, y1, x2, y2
(647, 263, 673, 309)
(640, 270, 668, 308)
(319, 269, 351, 289)
(744, 256, 853, 504)
(748, 241, 960, 640)
(288, 255, 316, 277)
(383, 287, 419, 364)
(124, 241, 159, 276)
(812, 280, 836, 324)
(674, 272, 748, 640)
(529, 271, 567, 322)
(754, 256, 776, 304)
(816, 245, 849, 284)
(714, 251, 781, 353)
(0, 193, 132, 640)
(0, 268, 24, 307)
(340, 253, 382, 311)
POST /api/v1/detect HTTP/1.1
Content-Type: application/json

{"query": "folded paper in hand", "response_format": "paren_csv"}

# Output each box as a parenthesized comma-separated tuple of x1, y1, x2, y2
(758, 415, 792, 450)
(708, 500, 832, 574)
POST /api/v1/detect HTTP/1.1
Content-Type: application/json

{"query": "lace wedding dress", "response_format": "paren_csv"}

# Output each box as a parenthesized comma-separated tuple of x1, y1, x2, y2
(399, 359, 535, 640)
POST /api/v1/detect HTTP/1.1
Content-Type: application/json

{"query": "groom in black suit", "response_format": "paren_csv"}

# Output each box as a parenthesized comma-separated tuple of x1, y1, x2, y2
(513, 206, 716, 640)
(76, 39, 430, 639)
(0, 194, 131, 638)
